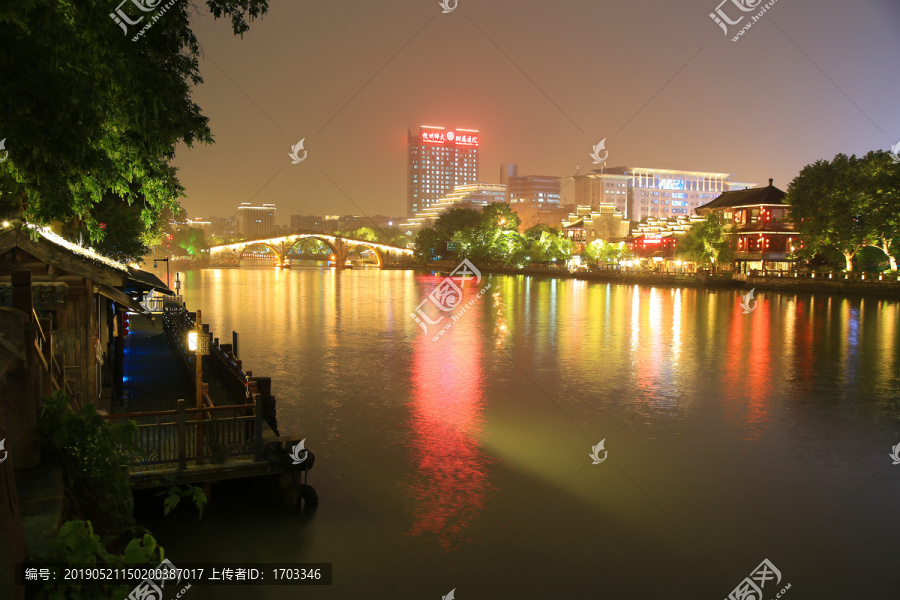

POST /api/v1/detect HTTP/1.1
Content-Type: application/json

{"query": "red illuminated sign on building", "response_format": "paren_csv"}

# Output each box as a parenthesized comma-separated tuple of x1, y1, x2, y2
(449, 130, 478, 146)
(421, 130, 446, 144)
(420, 129, 479, 146)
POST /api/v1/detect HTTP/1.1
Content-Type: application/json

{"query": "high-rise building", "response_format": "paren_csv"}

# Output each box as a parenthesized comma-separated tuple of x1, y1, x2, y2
(207, 216, 238, 239)
(238, 203, 276, 238)
(407, 126, 479, 217)
(508, 175, 561, 204)
(499, 164, 517, 187)
(573, 167, 754, 221)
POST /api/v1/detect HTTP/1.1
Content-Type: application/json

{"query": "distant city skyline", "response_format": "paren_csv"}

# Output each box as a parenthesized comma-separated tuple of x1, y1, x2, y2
(170, 0, 900, 224)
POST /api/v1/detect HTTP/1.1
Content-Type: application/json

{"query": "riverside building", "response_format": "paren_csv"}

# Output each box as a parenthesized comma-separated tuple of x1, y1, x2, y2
(238, 203, 276, 238)
(407, 126, 479, 218)
(573, 167, 754, 221)
(400, 183, 507, 234)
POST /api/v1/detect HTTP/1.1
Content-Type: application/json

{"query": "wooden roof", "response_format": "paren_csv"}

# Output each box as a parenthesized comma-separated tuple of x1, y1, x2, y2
(0, 227, 129, 287)
(696, 181, 786, 212)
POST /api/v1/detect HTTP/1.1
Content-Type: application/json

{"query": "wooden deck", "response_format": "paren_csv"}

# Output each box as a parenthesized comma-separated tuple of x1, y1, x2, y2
(103, 309, 304, 492)
(130, 458, 284, 490)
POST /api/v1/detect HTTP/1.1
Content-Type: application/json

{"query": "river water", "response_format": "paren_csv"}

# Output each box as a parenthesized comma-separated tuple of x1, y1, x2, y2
(135, 265, 900, 599)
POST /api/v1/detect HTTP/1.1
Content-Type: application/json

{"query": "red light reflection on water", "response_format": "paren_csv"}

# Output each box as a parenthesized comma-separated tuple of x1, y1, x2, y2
(406, 300, 492, 552)
(723, 298, 774, 439)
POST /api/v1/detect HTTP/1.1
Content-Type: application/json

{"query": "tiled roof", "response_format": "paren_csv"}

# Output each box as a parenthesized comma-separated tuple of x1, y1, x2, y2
(697, 181, 786, 211)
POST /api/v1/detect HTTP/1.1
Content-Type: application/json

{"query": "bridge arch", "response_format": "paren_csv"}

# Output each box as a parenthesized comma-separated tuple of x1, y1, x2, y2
(239, 242, 281, 261)
(208, 233, 413, 269)
(286, 236, 346, 266)
(340, 240, 384, 267)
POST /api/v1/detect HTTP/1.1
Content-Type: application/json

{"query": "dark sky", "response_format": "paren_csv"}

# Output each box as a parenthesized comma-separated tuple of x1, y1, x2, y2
(172, 0, 900, 224)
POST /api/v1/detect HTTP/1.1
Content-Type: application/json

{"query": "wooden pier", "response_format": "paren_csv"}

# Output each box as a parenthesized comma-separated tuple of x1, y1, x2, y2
(103, 306, 312, 503)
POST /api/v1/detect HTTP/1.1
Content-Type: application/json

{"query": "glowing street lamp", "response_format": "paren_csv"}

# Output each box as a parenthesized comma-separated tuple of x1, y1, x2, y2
(153, 257, 170, 289)
(188, 310, 209, 458)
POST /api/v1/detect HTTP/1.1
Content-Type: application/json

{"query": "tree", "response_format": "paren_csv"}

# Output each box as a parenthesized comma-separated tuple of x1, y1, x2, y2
(0, 0, 270, 249)
(413, 204, 531, 265)
(523, 224, 558, 241)
(481, 203, 521, 233)
(676, 213, 734, 269)
(858, 151, 900, 271)
(69, 194, 153, 263)
(785, 154, 875, 272)
(582, 240, 625, 266)
(171, 227, 205, 257)
(343, 226, 379, 242)
(414, 208, 482, 261)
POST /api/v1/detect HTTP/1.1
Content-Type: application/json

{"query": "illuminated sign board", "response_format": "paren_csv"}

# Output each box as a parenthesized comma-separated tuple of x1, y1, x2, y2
(672, 193, 688, 199)
(448, 130, 479, 146)
(421, 130, 446, 144)
(420, 129, 479, 146)
(658, 179, 685, 190)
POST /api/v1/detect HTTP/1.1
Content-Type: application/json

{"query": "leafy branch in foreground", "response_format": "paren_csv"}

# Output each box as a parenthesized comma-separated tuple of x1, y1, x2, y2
(152, 473, 208, 520)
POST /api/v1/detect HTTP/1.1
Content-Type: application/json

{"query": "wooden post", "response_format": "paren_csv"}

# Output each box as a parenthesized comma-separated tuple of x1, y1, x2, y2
(254, 393, 264, 462)
(195, 310, 204, 459)
(38, 317, 53, 395)
(10, 270, 33, 320)
(232, 330, 239, 359)
(176, 399, 187, 470)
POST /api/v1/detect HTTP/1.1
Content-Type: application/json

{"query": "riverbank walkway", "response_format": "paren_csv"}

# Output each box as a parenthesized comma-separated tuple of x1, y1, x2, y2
(114, 315, 191, 415)
(105, 314, 289, 491)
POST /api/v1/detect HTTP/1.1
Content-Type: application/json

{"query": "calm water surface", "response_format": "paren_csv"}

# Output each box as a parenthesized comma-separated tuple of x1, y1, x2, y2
(136, 266, 900, 599)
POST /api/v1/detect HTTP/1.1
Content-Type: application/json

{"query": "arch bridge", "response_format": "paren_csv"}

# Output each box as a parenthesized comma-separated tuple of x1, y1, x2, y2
(208, 232, 414, 269)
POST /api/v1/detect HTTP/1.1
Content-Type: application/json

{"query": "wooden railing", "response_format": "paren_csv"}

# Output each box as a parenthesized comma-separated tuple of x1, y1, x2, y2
(749, 269, 900, 281)
(31, 308, 79, 411)
(104, 397, 264, 470)
(162, 307, 259, 407)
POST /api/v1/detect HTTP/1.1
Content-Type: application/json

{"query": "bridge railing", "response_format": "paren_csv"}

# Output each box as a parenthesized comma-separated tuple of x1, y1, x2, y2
(104, 397, 264, 471)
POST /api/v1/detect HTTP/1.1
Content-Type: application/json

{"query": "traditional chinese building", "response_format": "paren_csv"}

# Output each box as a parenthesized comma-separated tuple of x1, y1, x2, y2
(695, 179, 796, 272)
(561, 205, 630, 253)
(628, 215, 706, 269)
(0, 221, 172, 435)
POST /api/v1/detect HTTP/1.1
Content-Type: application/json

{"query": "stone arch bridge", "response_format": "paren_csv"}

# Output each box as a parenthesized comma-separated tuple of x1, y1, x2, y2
(208, 233, 414, 269)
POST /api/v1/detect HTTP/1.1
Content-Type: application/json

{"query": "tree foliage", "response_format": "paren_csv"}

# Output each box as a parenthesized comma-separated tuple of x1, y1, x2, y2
(38, 391, 139, 537)
(786, 154, 869, 271)
(37, 520, 164, 600)
(857, 151, 900, 271)
(675, 212, 734, 268)
(0, 0, 269, 250)
(582, 240, 629, 266)
(414, 205, 576, 266)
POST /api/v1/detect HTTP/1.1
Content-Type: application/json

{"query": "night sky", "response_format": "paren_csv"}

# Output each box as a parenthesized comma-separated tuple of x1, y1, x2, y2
(172, 0, 900, 223)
